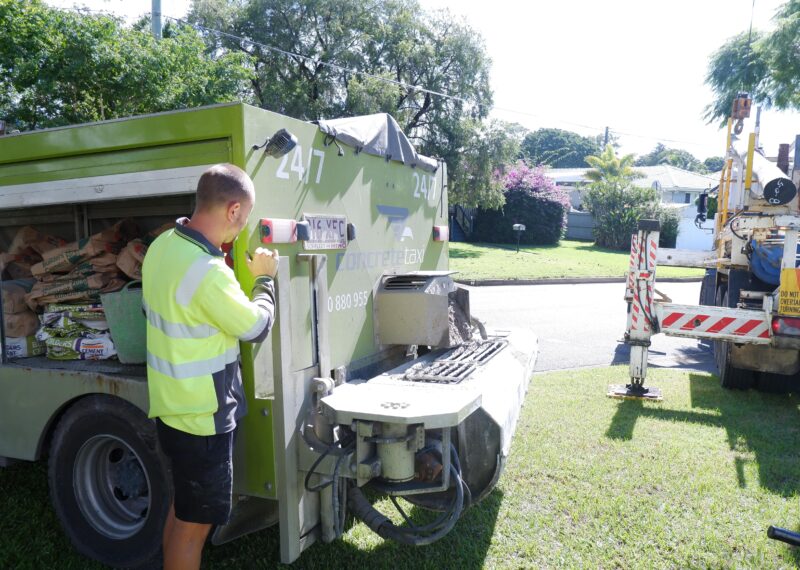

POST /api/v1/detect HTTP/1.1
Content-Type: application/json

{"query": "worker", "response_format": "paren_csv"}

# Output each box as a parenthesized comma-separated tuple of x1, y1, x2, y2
(142, 164, 278, 570)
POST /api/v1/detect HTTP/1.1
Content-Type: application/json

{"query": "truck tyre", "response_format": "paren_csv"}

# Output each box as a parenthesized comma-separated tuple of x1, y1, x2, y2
(48, 395, 170, 568)
(716, 290, 756, 390)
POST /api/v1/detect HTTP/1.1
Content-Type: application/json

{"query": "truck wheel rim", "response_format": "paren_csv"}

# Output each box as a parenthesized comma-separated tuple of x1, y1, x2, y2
(73, 434, 151, 540)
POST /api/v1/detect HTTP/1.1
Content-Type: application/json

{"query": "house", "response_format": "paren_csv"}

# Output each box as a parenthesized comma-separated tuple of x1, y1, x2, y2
(545, 165, 718, 250)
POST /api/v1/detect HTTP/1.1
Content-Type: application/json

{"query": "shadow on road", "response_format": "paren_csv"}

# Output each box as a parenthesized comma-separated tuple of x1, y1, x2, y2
(611, 341, 715, 374)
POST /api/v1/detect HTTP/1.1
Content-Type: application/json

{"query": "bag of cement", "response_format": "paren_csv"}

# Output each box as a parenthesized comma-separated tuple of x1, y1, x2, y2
(0, 253, 42, 279)
(5, 310, 40, 337)
(45, 334, 116, 361)
(8, 226, 67, 256)
(38, 254, 120, 282)
(5, 335, 46, 359)
(116, 240, 147, 280)
(42, 303, 106, 324)
(26, 273, 110, 311)
(2, 279, 35, 314)
(94, 219, 140, 246)
(32, 237, 119, 276)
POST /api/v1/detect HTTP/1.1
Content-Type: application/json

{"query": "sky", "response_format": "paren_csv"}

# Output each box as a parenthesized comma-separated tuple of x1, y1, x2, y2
(46, 0, 800, 160)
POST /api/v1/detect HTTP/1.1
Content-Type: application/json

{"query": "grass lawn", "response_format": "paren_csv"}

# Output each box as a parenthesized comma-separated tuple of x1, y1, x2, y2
(449, 240, 705, 281)
(2, 367, 799, 568)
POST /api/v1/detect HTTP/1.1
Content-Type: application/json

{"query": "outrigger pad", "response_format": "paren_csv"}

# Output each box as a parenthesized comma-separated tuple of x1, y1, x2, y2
(607, 384, 663, 401)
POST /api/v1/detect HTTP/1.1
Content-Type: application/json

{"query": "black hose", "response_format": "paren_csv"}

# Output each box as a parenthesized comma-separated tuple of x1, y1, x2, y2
(348, 464, 465, 546)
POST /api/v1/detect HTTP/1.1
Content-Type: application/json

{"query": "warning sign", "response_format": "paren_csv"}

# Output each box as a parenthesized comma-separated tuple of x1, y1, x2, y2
(779, 269, 800, 316)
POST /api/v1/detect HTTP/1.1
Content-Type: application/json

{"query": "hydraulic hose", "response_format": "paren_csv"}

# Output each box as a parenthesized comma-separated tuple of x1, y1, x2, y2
(348, 464, 465, 546)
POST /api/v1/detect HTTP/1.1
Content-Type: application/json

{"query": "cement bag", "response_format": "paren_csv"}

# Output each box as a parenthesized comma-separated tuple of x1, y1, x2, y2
(38, 254, 120, 282)
(8, 226, 67, 256)
(5, 336, 46, 359)
(94, 219, 140, 246)
(32, 237, 119, 276)
(26, 274, 110, 311)
(116, 240, 148, 280)
(0, 253, 42, 280)
(2, 279, 35, 314)
(45, 334, 116, 361)
(5, 310, 40, 337)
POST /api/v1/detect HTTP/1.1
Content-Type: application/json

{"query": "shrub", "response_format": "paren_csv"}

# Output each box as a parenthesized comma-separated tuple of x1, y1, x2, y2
(583, 179, 680, 250)
(471, 162, 570, 245)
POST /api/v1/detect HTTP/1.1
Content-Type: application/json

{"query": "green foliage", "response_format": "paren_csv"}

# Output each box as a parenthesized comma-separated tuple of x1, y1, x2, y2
(584, 144, 642, 182)
(190, 0, 499, 207)
(449, 120, 526, 209)
(705, 2, 800, 123)
(583, 181, 659, 250)
(703, 156, 726, 172)
(471, 162, 570, 245)
(658, 207, 679, 248)
(520, 128, 601, 168)
(635, 143, 709, 173)
(0, 0, 252, 131)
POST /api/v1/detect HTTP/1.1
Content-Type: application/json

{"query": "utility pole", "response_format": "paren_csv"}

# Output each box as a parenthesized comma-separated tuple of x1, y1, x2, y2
(603, 126, 609, 147)
(151, 0, 162, 39)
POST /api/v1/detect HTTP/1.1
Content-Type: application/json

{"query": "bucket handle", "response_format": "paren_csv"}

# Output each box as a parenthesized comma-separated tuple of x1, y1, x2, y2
(122, 280, 142, 292)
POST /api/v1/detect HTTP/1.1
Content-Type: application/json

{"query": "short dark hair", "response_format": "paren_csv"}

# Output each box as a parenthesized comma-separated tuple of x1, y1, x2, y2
(195, 164, 255, 211)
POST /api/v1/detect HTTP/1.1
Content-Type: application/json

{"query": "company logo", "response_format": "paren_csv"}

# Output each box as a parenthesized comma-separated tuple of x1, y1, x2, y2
(376, 204, 413, 242)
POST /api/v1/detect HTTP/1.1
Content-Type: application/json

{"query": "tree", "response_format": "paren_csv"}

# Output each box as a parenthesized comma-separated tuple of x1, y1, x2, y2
(0, 0, 252, 131)
(635, 144, 708, 173)
(520, 128, 600, 168)
(449, 120, 526, 209)
(585, 144, 642, 182)
(705, 1, 800, 123)
(703, 156, 726, 173)
(582, 145, 678, 249)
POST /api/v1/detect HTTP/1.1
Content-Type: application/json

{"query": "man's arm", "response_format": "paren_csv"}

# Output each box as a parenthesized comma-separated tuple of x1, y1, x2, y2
(242, 276, 275, 343)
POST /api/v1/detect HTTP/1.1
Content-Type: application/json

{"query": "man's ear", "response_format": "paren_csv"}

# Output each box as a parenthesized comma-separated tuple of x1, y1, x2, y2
(227, 201, 241, 222)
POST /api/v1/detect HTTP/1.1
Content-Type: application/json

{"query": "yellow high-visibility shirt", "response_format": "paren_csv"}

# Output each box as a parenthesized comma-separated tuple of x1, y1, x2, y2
(142, 219, 275, 436)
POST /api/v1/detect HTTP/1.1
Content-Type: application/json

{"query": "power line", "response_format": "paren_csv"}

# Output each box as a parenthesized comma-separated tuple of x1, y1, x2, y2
(54, 6, 713, 152)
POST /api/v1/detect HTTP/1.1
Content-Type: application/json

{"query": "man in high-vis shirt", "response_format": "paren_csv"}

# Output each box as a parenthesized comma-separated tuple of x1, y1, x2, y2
(142, 164, 278, 570)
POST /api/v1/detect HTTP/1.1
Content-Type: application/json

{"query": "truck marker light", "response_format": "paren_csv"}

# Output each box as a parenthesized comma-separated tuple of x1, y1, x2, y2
(772, 316, 800, 337)
(260, 218, 297, 244)
(433, 225, 449, 242)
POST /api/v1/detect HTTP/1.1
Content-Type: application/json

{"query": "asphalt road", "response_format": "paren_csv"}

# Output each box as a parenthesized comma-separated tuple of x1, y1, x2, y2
(466, 281, 715, 374)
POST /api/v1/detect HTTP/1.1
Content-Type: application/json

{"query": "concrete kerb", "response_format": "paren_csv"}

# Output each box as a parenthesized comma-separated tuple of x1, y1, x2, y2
(455, 276, 703, 287)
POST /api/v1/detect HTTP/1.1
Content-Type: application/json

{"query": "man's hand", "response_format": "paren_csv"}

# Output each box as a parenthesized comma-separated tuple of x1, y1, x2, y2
(246, 248, 279, 278)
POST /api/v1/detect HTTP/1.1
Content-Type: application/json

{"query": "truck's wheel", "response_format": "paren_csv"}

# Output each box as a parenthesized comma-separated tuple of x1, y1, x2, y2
(48, 395, 170, 568)
(716, 291, 756, 390)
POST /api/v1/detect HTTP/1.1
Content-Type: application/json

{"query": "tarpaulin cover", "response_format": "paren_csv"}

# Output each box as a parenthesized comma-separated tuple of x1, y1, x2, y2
(317, 114, 438, 173)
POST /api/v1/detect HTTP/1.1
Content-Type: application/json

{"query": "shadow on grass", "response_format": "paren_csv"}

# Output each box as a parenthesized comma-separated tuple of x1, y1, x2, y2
(449, 247, 483, 259)
(206, 488, 504, 569)
(571, 241, 623, 254)
(605, 373, 800, 498)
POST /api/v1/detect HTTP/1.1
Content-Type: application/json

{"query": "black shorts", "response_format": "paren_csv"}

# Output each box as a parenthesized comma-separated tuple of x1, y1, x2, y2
(156, 419, 237, 526)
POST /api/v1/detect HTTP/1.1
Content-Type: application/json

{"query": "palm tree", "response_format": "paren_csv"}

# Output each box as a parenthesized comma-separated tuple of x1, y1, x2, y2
(585, 144, 643, 182)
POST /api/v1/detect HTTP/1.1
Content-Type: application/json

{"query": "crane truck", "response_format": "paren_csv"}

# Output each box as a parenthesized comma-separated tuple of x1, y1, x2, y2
(619, 93, 800, 398)
(0, 103, 537, 567)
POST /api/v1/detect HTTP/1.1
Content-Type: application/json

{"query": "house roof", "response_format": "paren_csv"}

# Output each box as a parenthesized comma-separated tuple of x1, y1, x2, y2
(545, 164, 718, 191)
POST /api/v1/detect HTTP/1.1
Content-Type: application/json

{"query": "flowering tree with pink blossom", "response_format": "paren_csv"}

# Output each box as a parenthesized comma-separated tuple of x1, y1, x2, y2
(471, 162, 570, 245)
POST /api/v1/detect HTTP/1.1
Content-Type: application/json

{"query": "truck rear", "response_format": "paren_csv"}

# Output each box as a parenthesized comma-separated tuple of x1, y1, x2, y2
(0, 103, 536, 566)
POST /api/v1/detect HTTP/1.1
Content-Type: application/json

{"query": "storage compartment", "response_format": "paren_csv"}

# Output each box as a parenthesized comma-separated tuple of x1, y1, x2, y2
(0, 195, 192, 367)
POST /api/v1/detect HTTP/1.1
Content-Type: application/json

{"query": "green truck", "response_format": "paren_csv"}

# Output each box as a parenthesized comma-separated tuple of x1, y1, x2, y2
(0, 103, 536, 567)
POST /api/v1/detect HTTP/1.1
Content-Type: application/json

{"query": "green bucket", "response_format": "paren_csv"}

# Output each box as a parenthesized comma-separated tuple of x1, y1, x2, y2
(100, 281, 146, 364)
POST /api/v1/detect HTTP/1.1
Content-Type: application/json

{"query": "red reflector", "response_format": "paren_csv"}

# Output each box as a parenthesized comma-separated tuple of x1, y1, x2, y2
(260, 218, 297, 244)
(433, 225, 449, 242)
(772, 316, 800, 336)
